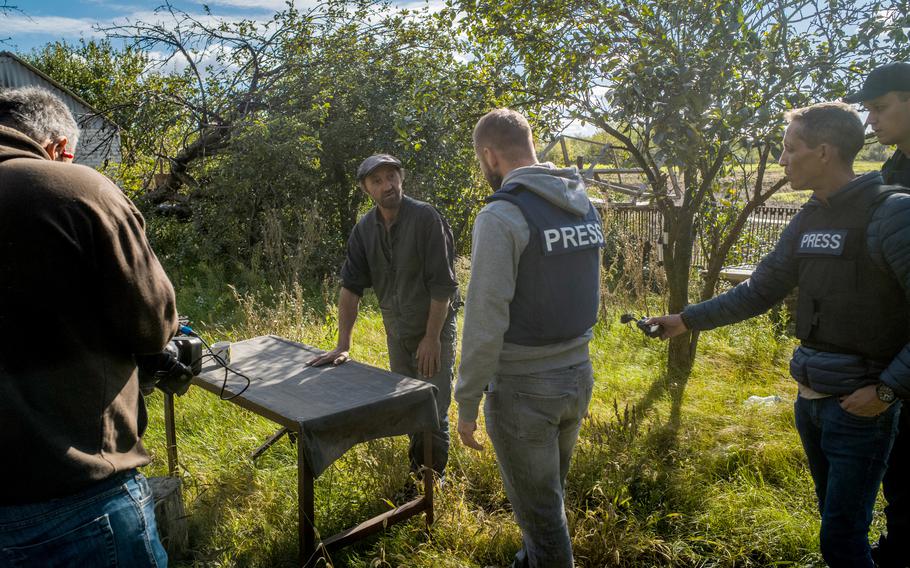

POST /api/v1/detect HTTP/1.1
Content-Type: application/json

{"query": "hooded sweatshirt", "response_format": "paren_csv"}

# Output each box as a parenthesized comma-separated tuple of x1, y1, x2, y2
(455, 163, 595, 423)
(0, 125, 177, 504)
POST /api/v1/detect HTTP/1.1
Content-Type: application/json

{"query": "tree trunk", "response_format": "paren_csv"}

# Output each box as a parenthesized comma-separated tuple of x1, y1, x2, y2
(663, 205, 700, 380)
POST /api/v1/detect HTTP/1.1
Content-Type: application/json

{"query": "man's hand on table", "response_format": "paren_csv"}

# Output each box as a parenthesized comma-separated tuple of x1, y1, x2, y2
(457, 419, 484, 451)
(416, 336, 441, 378)
(306, 345, 350, 367)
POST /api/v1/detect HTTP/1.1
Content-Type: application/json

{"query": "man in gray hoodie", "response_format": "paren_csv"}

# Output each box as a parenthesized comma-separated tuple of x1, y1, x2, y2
(456, 108, 602, 567)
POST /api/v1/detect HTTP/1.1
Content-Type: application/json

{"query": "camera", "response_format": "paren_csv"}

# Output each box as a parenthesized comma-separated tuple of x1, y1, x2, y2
(137, 333, 203, 396)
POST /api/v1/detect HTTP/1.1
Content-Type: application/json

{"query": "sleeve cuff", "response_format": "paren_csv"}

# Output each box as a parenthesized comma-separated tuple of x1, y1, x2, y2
(456, 400, 480, 423)
(679, 311, 692, 331)
(341, 283, 365, 297)
(880, 371, 910, 400)
(429, 284, 458, 302)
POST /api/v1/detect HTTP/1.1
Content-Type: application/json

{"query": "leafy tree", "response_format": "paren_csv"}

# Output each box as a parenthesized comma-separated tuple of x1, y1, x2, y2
(26, 39, 195, 196)
(460, 0, 910, 379)
(91, 1, 516, 285)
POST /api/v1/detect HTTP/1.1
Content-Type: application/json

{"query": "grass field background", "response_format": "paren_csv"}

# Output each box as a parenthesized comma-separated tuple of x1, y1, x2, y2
(138, 282, 891, 567)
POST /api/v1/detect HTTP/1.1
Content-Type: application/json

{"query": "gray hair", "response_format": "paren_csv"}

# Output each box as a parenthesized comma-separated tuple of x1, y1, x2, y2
(0, 86, 79, 151)
(784, 101, 864, 165)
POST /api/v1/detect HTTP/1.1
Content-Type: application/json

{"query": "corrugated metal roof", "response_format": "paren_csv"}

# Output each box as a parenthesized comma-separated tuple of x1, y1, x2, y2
(0, 51, 122, 169)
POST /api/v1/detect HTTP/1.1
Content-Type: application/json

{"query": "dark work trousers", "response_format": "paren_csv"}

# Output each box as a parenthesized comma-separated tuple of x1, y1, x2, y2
(879, 408, 910, 568)
(386, 314, 456, 477)
(794, 396, 901, 568)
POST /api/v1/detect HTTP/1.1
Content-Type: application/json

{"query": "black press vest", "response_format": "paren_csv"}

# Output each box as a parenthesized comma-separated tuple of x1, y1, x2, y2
(487, 183, 603, 346)
(794, 184, 910, 362)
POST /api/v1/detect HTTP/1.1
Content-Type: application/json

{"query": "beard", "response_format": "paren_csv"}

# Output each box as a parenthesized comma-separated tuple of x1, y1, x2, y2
(480, 159, 503, 190)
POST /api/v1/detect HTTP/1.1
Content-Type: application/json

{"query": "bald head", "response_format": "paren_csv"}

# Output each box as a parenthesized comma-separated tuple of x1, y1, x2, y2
(473, 108, 536, 161)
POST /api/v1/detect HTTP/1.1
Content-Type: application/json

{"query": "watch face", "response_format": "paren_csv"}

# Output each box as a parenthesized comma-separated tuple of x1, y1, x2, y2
(877, 384, 897, 403)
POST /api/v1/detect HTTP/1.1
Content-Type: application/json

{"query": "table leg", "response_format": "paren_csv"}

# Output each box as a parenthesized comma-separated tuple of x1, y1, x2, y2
(164, 392, 179, 477)
(423, 430, 434, 527)
(299, 439, 316, 566)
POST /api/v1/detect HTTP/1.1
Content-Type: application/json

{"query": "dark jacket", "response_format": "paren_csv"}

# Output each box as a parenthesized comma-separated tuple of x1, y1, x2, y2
(682, 172, 910, 398)
(0, 125, 177, 504)
(882, 149, 910, 187)
(340, 195, 459, 342)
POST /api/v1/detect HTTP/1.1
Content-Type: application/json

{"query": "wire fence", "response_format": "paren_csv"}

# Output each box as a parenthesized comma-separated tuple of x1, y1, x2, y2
(604, 204, 801, 269)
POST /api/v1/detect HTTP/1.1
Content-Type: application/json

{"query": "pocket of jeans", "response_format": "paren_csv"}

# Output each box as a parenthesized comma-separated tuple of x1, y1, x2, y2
(1, 514, 117, 568)
(836, 401, 886, 425)
(126, 474, 154, 509)
(516, 391, 570, 445)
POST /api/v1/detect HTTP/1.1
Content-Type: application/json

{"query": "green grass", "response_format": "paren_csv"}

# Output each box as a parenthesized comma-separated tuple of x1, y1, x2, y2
(141, 288, 882, 567)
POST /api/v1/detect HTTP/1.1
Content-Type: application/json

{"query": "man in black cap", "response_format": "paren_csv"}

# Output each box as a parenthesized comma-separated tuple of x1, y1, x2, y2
(845, 61, 910, 568)
(307, 154, 459, 479)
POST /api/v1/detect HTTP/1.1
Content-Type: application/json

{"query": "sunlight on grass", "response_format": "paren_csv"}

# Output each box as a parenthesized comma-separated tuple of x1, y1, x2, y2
(141, 289, 867, 567)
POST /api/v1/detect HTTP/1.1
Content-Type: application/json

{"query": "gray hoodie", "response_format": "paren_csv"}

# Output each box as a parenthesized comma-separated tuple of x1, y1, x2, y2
(455, 163, 595, 423)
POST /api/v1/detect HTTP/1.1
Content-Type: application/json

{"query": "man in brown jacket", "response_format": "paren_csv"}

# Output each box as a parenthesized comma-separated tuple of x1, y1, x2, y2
(0, 87, 177, 566)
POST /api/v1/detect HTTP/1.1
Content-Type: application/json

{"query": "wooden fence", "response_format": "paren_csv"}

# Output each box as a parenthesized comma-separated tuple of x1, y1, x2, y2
(604, 204, 801, 268)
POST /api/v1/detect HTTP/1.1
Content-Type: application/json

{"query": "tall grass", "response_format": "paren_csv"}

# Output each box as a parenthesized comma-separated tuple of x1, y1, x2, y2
(141, 285, 883, 567)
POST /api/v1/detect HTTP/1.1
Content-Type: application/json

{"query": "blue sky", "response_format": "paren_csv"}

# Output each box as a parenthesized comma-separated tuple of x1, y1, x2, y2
(0, 0, 593, 136)
(2, 0, 438, 54)
(3, 1, 297, 53)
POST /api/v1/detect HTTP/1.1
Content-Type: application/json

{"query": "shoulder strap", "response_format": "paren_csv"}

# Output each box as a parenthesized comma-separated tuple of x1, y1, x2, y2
(485, 183, 537, 225)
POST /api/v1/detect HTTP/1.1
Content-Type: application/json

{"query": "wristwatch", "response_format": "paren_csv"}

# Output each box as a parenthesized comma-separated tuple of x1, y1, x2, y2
(876, 383, 897, 404)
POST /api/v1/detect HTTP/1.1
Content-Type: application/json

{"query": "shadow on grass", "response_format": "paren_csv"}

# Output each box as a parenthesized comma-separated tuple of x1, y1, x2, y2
(568, 368, 699, 565)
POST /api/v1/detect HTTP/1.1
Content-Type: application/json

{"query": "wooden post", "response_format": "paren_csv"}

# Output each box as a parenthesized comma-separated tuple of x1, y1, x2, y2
(149, 476, 188, 559)
(164, 393, 178, 476)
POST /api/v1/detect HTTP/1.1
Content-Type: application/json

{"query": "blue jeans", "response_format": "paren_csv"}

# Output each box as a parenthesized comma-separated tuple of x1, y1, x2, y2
(387, 315, 457, 476)
(484, 361, 594, 568)
(794, 396, 901, 567)
(0, 470, 168, 568)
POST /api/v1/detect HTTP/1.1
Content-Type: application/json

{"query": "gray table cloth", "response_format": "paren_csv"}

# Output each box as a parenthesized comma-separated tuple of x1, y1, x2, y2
(196, 335, 440, 476)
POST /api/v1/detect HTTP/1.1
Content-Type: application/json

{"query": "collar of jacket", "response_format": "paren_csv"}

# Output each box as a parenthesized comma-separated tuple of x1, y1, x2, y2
(0, 124, 51, 164)
(804, 171, 884, 209)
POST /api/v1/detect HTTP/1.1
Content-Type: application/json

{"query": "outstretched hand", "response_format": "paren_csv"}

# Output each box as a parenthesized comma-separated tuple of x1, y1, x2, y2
(306, 346, 350, 367)
(643, 314, 688, 340)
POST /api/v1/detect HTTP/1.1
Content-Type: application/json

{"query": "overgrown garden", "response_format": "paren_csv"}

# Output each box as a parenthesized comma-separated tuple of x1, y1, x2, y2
(14, 0, 910, 565)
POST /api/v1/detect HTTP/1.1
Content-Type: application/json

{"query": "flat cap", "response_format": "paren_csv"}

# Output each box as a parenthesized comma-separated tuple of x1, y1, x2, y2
(844, 62, 910, 103)
(356, 153, 402, 180)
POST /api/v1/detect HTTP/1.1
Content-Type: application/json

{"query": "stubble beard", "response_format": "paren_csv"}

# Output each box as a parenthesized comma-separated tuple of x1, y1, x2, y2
(483, 168, 503, 191)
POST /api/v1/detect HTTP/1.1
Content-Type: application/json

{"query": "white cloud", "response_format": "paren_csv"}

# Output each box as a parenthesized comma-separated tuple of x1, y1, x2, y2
(202, 0, 292, 9)
(2, 15, 103, 37)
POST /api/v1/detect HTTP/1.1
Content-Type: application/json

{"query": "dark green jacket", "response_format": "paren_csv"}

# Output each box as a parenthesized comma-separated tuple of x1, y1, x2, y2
(341, 195, 458, 341)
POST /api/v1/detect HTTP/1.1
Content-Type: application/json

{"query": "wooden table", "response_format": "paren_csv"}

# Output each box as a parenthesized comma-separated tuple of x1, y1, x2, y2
(161, 335, 438, 566)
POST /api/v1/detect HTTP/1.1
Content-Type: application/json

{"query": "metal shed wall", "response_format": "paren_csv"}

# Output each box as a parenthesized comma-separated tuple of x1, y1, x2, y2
(0, 52, 122, 169)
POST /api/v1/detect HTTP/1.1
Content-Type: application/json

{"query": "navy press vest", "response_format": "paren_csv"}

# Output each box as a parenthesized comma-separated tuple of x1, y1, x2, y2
(487, 183, 603, 346)
(794, 184, 910, 362)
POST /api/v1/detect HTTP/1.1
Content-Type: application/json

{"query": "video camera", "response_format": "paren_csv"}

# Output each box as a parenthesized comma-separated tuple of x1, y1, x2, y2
(136, 323, 203, 397)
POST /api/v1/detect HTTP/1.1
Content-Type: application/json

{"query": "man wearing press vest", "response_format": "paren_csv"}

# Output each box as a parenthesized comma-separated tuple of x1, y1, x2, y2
(648, 102, 909, 567)
(456, 108, 602, 567)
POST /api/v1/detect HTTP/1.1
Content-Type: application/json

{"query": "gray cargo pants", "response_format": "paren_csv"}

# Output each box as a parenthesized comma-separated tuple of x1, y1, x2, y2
(386, 315, 457, 476)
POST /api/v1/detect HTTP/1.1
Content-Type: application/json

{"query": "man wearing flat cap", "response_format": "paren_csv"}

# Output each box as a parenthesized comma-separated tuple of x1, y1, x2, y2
(308, 154, 459, 478)
(845, 61, 910, 568)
